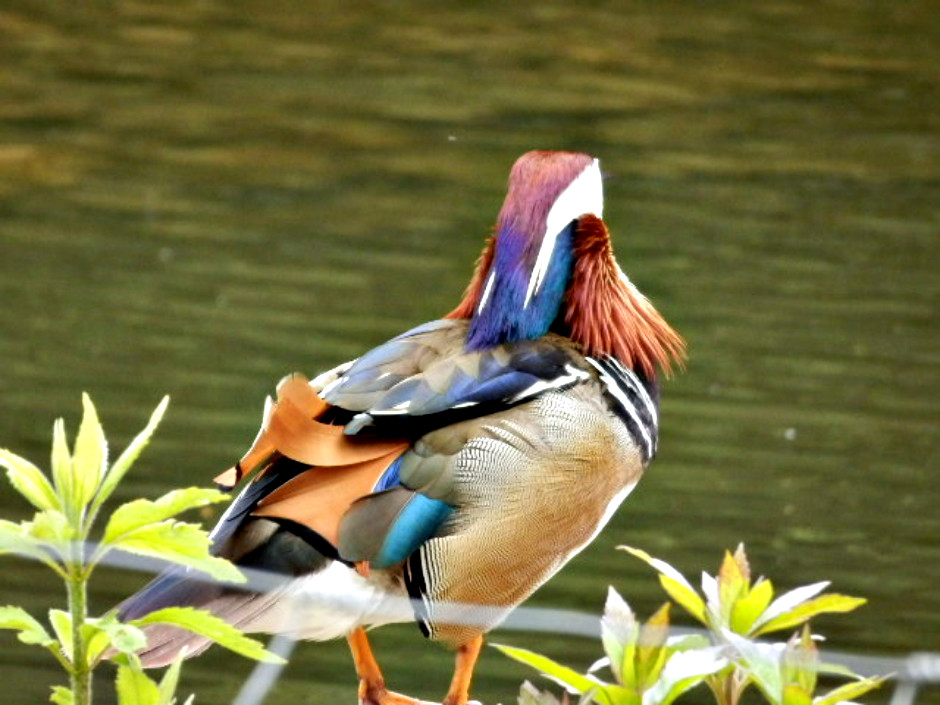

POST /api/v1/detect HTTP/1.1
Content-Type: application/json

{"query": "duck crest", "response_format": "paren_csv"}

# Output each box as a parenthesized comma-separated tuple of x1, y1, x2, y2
(448, 151, 685, 379)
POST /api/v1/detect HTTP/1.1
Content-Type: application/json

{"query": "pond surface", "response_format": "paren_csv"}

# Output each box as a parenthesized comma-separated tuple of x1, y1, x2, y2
(0, 2, 937, 704)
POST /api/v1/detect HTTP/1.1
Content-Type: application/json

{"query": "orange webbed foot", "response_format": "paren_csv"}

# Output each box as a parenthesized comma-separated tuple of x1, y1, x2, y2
(349, 627, 483, 705)
(358, 684, 436, 704)
(358, 689, 480, 705)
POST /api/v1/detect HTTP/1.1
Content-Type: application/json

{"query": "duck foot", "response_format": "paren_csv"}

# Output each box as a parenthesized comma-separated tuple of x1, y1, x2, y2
(358, 684, 437, 705)
(358, 690, 481, 705)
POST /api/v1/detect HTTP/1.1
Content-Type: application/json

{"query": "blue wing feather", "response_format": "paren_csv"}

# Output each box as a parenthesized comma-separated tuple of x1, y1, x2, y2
(373, 494, 454, 569)
(323, 319, 590, 427)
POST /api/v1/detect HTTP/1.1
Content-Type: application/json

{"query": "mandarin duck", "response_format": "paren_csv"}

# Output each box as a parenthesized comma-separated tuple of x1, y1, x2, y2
(117, 150, 685, 705)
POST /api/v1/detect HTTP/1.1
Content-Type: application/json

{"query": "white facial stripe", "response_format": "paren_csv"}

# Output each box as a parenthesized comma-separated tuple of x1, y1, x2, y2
(524, 158, 604, 308)
(477, 271, 496, 314)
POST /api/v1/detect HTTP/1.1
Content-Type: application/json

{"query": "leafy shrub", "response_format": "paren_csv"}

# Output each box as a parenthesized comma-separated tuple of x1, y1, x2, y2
(498, 545, 882, 705)
(0, 394, 281, 705)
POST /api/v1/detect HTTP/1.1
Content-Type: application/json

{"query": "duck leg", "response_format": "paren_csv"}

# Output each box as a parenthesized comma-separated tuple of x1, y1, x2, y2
(442, 635, 483, 705)
(348, 627, 430, 705)
(347, 628, 483, 705)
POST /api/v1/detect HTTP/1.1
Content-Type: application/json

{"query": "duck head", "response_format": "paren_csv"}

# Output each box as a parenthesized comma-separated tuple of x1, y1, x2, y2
(448, 150, 685, 379)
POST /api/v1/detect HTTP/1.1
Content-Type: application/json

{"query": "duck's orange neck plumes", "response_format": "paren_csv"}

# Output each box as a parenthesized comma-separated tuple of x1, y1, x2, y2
(448, 214, 685, 379)
(564, 215, 685, 379)
(446, 236, 495, 320)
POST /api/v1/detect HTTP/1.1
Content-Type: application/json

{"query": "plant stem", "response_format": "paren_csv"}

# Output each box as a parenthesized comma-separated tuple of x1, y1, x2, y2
(66, 553, 91, 705)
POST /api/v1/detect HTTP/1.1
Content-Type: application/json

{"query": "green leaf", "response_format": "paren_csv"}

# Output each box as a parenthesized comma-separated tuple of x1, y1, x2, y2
(73, 393, 108, 509)
(0, 448, 60, 511)
(131, 607, 282, 663)
(0, 519, 60, 569)
(783, 684, 813, 705)
(51, 419, 76, 520)
(636, 604, 670, 689)
(641, 648, 727, 705)
(813, 677, 884, 705)
(493, 644, 609, 701)
(157, 654, 186, 705)
(27, 509, 74, 544)
(601, 587, 636, 684)
(104, 520, 244, 583)
(754, 594, 866, 636)
(86, 614, 148, 658)
(619, 546, 707, 625)
(595, 683, 637, 705)
(0, 605, 56, 646)
(782, 626, 818, 695)
(717, 549, 750, 627)
(116, 664, 161, 705)
(103, 489, 229, 545)
(50, 686, 74, 705)
(93, 396, 169, 515)
(723, 630, 783, 704)
(752, 582, 829, 633)
(518, 681, 563, 705)
(733, 578, 774, 635)
(49, 609, 73, 660)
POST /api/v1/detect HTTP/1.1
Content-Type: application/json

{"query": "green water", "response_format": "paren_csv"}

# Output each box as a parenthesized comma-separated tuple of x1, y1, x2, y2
(1, 2, 937, 703)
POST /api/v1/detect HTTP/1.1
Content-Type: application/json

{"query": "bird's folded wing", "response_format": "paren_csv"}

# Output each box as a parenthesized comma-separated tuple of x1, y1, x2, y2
(209, 319, 594, 568)
(321, 318, 591, 424)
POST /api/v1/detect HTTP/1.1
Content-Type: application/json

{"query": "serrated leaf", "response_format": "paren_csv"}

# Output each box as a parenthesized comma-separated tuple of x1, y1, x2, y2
(104, 520, 244, 583)
(51, 419, 76, 520)
(103, 489, 229, 545)
(0, 519, 59, 567)
(752, 582, 830, 632)
(50, 686, 74, 705)
(0, 448, 60, 511)
(157, 653, 186, 705)
(733, 578, 775, 635)
(131, 607, 282, 663)
(93, 396, 169, 515)
(493, 644, 606, 699)
(49, 609, 73, 660)
(116, 664, 160, 705)
(813, 677, 884, 705)
(0, 605, 56, 646)
(86, 627, 113, 665)
(620, 546, 706, 624)
(73, 393, 108, 509)
(28, 509, 73, 544)
(754, 594, 866, 636)
(87, 614, 148, 656)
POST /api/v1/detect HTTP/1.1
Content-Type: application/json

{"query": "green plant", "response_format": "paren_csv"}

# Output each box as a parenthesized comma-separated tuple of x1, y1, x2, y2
(498, 546, 882, 705)
(0, 394, 282, 705)
(497, 589, 726, 705)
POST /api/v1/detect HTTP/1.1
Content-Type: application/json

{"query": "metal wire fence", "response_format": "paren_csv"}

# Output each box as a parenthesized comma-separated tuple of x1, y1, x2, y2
(91, 548, 940, 705)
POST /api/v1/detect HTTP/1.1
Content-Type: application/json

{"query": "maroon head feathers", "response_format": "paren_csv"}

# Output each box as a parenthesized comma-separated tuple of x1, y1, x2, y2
(448, 152, 685, 379)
